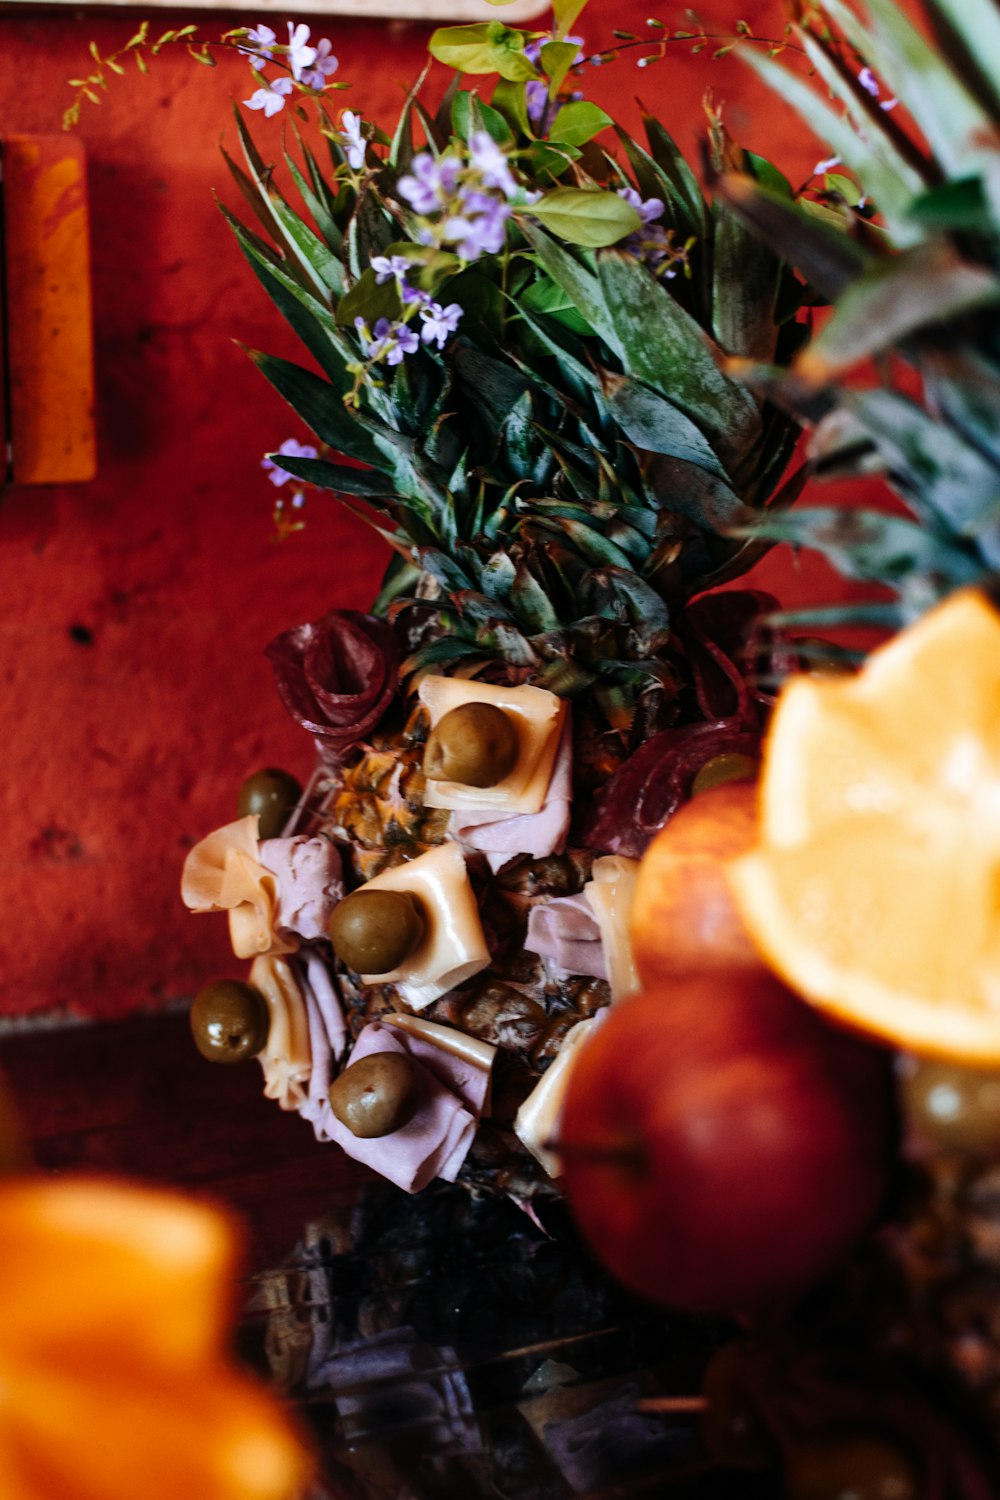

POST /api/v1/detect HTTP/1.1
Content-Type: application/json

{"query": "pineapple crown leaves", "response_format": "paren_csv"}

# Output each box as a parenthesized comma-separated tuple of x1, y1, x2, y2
(706, 0, 1000, 633)
(225, 36, 810, 715)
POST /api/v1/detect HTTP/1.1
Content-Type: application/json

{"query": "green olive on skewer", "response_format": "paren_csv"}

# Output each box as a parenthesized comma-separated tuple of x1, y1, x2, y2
(423, 702, 519, 788)
(190, 980, 270, 1064)
(329, 1052, 424, 1138)
(328, 888, 426, 975)
(237, 767, 302, 840)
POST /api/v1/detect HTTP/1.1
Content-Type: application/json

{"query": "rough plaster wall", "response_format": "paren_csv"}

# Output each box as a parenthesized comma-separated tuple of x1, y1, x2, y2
(0, 1, 885, 1020)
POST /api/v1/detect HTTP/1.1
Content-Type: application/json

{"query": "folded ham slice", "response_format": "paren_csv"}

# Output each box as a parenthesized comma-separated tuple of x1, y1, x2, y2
(313, 1020, 495, 1193)
(450, 718, 572, 874)
(525, 892, 607, 980)
(259, 835, 343, 942)
(297, 950, 349, 1142)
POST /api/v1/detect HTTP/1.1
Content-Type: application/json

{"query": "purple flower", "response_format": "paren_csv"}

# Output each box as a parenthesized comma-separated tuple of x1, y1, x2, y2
(526, 79, 548, 125)
(371, 254, 413, 286)
(355, 317, 419, 367)
(419, 301, 463, 350)
(401, 281, 431, 308)
(300, 37, 338, 90)
(286, 22, 318, 82)
(444, 200, 510, 259)
(397, 152, 461, 214)
(262, 437, 319, 486)
(245, 76, 294, 118)
(469, 131, 518, 199)
(858, 65, 880, 97)
(525, 31, 583, 65)
(243, 23, 276, 60)
(618, 186, 665, 224)
(338, 110, 365, 170)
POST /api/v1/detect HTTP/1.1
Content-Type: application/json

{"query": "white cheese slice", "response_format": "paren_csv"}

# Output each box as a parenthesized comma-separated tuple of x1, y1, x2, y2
(514, 1016, 599, 1177)
(358, 842, 490, 1009)
(584, 855, 641, 1002)
(419, 676, 566, 816)
(249, 954, 311, 1112)
(382, 1013, 497, 1114)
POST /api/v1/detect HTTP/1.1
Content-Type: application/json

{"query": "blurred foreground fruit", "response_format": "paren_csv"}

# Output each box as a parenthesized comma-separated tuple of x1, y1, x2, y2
(0, 1177, 311, 1500)
(630, 782, 762, 985)
(732, 590, 1000, 1063)
(559, 973, 891, 1315)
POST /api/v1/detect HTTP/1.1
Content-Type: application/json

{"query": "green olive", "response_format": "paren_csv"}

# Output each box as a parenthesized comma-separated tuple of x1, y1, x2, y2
(424, 702, 519, 788)
(190, 980, 269, 1064)
(328, 1051, 424, 1137)
(901, 1056, 1000, 1156)
(328, 888, 426, 975)
(783, 1431, 917, 1500)
(690, 752, 759, 798)
(237, 767, 302, 840)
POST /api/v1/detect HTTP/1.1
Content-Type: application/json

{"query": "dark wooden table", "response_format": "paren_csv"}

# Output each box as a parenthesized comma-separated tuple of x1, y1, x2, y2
(0, 1011, 766, 1500)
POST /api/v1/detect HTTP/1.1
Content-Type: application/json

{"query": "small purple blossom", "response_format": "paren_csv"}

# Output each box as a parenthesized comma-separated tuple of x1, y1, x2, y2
(814, 154, 842, 176)
(401, 281, 431, 308)
(338, 110, 366, 171)
(263, 437, 319, 486)
(355, 317, 419, 367)
(398, 152, 462, 214)
(526, 80, 548, 125)
(858, 66, 880, 97)
(245, 75, 294, 118)
(444, 196, 511, 259)
(618, 186, 665, 224)
(243, 23, 276, 60)
(286, 22, 318, 82)
(469, 132, 518, 199)
(300, 37, 338, 90)
(419, 301, 463, 349)
(371, 254, 413, 286)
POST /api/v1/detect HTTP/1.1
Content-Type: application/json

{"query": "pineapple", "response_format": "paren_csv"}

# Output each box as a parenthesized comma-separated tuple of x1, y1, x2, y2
(209, 33, 813, 1199)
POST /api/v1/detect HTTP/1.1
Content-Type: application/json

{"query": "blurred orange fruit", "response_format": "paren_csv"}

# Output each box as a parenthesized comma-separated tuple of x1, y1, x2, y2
(0, 1177, 312, 1500)
(731, 589, 1000, 1062)
(631, 781, 764, 985)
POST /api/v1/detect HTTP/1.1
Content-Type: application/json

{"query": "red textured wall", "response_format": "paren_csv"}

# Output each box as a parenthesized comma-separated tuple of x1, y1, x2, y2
(1, 0, 883, 1021)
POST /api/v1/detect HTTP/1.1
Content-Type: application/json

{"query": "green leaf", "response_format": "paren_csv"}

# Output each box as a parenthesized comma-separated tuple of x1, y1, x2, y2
(525, 140, 582, 184)
(639, 108, 709, 241)
(922, 0, 1000, 111)
(711, 195, 781, 365)
(512, 562, 562, 631)
(602, 374, 730, 478)
(549, 100, 613, 149)
(451, 90, 513, 145)
(335, 267, 401, 329)
(428, 22, 540, 82)
(552, 0, 589, 42)
(799, 242, 1000, 379)
(909, 176, 994, 233)
(248, 350, 384, 468)
(520, 275, 593, 334)
(540, 40, 580, 97)
(596, 251, 759, 460)
(527, 188, 641, 248)
(490, 78, 532, 138)
(270, 453, 398, 498)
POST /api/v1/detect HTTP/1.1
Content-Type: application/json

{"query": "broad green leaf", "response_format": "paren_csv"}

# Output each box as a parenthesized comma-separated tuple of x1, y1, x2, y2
(712, 196, 780, 365)
(597, 251, 759, 458)
(451, 90, 512, 145)
(640, 109, 709, 241)
(520, 275, 593, 334)
(271, 452, 398, 498)
(603, 374, 730, 478)
(491, 78, 532, 138)
(336, 267, 401, 329)
(525, 140, 582, 184)
(429, 22, 540, 82)
(517, 227, 613, 343)
(549, 100, 613, 149)
(799, 243, 1000, 379)
(527, 187, 640, 247)
(248, 350, 384, 468)
(540, 40, 580, 97)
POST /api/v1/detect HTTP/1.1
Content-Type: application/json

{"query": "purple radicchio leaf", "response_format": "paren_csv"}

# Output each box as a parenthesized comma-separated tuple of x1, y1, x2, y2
(265, 609, 398, 757)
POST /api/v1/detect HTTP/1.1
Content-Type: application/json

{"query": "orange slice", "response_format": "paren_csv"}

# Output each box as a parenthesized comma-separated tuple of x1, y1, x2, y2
(730, 589, 1000, 1062)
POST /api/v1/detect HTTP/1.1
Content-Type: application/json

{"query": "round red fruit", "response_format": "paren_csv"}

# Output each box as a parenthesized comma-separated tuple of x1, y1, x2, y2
(559, 971, 891, 1316)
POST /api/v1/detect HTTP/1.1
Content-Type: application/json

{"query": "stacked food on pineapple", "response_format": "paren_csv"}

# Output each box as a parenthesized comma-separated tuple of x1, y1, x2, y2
(180, 19, 811, 1204)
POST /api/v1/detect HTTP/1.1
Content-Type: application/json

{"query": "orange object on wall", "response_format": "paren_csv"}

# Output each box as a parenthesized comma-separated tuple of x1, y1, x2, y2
(3, 134, 95, 484)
